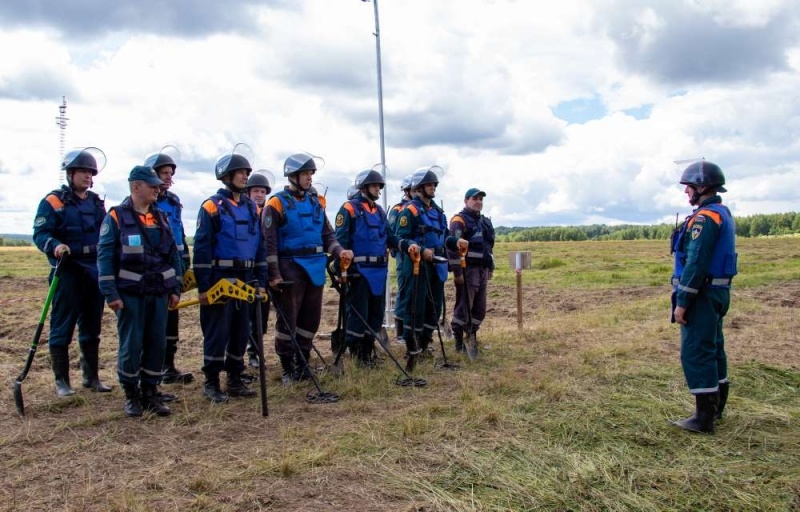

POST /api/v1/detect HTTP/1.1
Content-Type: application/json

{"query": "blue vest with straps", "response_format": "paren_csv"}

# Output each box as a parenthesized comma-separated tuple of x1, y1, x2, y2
(458, 209, 495, 267)
(113, 201, 178, 295)
(49, 186, 106, 261)
(349, 198, 388, 296)
(387, 198, 410, 258)
(276, 190, 327, 286)
(671, 202, 737, 288)
(157, 191, 185, 251)
(409, 198, 449, 282)
(211, 193, 261, 262)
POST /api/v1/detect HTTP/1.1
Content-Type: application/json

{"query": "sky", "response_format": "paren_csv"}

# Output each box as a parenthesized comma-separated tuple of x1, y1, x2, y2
(1, 0, 799, 236)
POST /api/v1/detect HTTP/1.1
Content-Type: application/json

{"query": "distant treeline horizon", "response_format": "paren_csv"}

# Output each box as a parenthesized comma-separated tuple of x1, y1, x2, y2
(2, 211, 798, 246)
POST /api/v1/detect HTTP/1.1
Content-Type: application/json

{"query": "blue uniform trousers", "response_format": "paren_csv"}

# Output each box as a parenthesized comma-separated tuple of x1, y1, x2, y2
(344, 275, 385, 349)
(47, 264, 104, 349)
(200, 299, 250, 375)
(116, 292, 168, 387)
(680, 287, 729, 393)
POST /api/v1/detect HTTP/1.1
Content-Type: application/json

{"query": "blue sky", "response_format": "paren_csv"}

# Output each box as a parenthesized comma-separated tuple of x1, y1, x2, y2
(0, 0, 799, 235)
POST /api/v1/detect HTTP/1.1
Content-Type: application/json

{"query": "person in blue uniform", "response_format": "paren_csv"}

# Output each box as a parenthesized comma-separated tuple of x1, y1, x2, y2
(261, 152, 352, 385)
(393, 166, 467, 367)
(334, 169, 410, 366)
(388, 175, 413, 343)
(32, 147, 112, 397)
(447, 188, 495, 353)
(146, 150, 194, 387)
(244, 170, 274, 369)
(193, 149, 267, 403)
(670, 160, 737, 434)
(97, 166, 182, 417)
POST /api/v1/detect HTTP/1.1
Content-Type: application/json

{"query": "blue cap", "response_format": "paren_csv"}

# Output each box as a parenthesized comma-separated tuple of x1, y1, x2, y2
(128, 165, 164, 186)
(465, 188, 486, 199)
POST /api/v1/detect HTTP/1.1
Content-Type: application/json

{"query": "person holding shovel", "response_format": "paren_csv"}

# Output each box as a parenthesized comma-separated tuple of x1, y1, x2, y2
(97, 166, 183, 417)
(333, 168, 409, 367)
(261, 152, 352, 385)
(245, 169, 274, 369)
(33, 147, 113, 398)
(447, 188, 495, 356)
(394, 166, 468, 369)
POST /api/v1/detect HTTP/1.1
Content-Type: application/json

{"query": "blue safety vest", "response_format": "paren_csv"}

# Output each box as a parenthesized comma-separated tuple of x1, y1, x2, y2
(408, 198, 449, 282)
(276, 190, 327, 286)
(458, 208, 495, 268)
(47, 186, 106, 261)
(211, 193, 261, 262)
(349, 198, 388, 295)
(156, 191, 185, 252)
(112, 201, 177, 295)
(672, 202, 737, 288)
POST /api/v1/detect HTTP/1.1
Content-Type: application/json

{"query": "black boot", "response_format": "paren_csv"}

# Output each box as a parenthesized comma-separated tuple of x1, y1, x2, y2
(49, 345, 75, 397)
(716, 382, 730, 420)
(279, 354, 296, 386)
(672, 392, 719, 434)
(80, 341, 112, 392)
(203, 372, 229, 403)
(122, 383, 143, 417)
(454, 332, 465, 353)
(395, 317, 405, 342)
(294, 349, 313, 381)
(227, 372, 257, 397)
(357, 336, 377, 368)
(162, 351, 194, 384)
(141, 382, 171, 416)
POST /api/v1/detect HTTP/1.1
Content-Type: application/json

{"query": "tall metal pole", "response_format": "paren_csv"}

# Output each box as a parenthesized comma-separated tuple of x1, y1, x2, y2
(366, 0, 393, 327)
(55, 96, 68, 185)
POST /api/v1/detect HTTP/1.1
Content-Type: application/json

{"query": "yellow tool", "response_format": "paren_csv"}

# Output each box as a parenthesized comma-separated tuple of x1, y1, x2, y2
(181, 269, 197, 293)
(171, 277, 260, 310)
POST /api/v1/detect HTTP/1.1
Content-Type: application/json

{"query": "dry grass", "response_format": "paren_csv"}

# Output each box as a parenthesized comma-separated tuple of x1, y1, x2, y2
(0, 238, 799, 511)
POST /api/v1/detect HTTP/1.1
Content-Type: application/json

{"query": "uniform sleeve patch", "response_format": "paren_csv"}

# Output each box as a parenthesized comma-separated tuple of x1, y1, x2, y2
(100, 221, 110, 236)
(335, 213, 344, 227)
(264, 215, 273, 229)
(694, 215, 706, 223)
(34, 216, 46, 227)
(399, 216, 408, 227)
(691, 224, 703, 240)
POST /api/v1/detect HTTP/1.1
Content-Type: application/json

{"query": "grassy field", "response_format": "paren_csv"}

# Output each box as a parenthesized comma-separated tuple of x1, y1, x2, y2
(0, 238, 799, 511)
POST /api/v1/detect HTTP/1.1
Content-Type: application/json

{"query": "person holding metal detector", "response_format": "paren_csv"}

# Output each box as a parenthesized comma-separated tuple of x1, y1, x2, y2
(32, 147, 113, 398)
(97, 166, 183, 417)
(261, 152, 352, 390)
(245, 169, 275, 370)
(394, 166, 468, 371)
(669, 160, 737, 434)
(447, 188, 496, 360)
(145, 147, 194, 392)
(387, 175, 414, 344)
(333, 167, 410, 367)
(193, 145, 267, 403)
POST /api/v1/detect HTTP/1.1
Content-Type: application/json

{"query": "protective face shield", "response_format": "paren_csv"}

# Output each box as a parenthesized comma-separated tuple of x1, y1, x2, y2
(144, 145, 181, 175)
(410, 165, 445, 198)
(676, 158, 726, 206)
(284, 152, 323, 192)
(215, 143, 254, 181)
(62, 147, 106, 176)
(246, 169, 275, 194)
(355, 166, 385, 201)
(346, 184, 359, 200)
(401, 174, 413, 192)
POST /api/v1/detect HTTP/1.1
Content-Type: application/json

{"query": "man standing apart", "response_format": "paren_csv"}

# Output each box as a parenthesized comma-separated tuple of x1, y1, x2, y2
(194, 148, 267, 403)
(447, 188, 495, 354)
(670, 160, 737, 434)
(146, 149, 194, 386)
(394, 166, 467, 367)
(97, 166, 182, 417)
(33, 147, 112, 397)
(262, 153, 352, 385)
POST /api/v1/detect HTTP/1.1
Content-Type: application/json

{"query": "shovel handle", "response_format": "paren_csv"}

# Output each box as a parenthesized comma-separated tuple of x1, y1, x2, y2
(459, 244, 467, 269)
(340, 254, 352, 283)
(409, 245, 421, 275)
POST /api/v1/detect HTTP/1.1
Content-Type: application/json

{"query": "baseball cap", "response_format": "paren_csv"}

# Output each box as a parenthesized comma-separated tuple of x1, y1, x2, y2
(128, 165, 164, 186)
(465, 188, 486, 200)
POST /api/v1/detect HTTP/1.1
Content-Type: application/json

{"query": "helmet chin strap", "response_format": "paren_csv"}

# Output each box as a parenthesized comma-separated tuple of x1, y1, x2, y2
(289, 174, 310, 193)
(689, 185, 704, 206)
(364, 188, 380, 201)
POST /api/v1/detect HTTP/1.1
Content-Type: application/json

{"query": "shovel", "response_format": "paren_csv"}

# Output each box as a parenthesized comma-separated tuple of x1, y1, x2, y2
(14, 260, 63, 416)
(330, 255, 352, 377)
(459, 246, 479, 361)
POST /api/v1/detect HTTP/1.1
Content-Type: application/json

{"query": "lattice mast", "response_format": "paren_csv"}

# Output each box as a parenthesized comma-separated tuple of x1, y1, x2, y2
(55, 96, 69, 184)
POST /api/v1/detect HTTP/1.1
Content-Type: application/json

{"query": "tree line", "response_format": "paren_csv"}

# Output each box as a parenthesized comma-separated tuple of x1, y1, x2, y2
(495, 212, 800, 242)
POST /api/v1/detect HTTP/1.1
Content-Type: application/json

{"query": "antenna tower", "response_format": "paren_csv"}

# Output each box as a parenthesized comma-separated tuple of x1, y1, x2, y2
(55, 96, 69, 184)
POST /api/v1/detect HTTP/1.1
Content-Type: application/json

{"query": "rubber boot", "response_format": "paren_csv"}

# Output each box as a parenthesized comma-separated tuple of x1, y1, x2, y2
(294, 349, 313, 381)
(161, 351, 194, 384)
(715, 382, 730, 420)
(122, 383, 143, 417)
(279, 354, 296, 386)
(357, 336, 376, 368)
(454, 331, 465, 353)
(141, 382, 171, 416)
(49, 345, 75, 397)
(672, 392, 719, 434)
(227, 372, 257, 397)
(80, 341, 112, 392)
(203, 372, 229, 403)
(395, 317, 405, 343)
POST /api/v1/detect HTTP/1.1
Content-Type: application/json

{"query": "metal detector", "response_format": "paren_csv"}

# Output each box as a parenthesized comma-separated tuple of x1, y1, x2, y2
(14, 260, 63, 416)
(459, 247, 479, 361)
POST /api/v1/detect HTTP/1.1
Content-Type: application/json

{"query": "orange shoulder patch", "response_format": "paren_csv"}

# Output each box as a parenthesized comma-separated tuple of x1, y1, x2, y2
(45, 194, 64, 210)
(343, 202, 357, 217)
(202, 200, 218, 216)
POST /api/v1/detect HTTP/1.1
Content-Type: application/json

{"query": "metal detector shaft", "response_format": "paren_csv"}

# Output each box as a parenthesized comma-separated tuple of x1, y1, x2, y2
(254, 291, 268, 417)
(13, 261, 63, 416)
